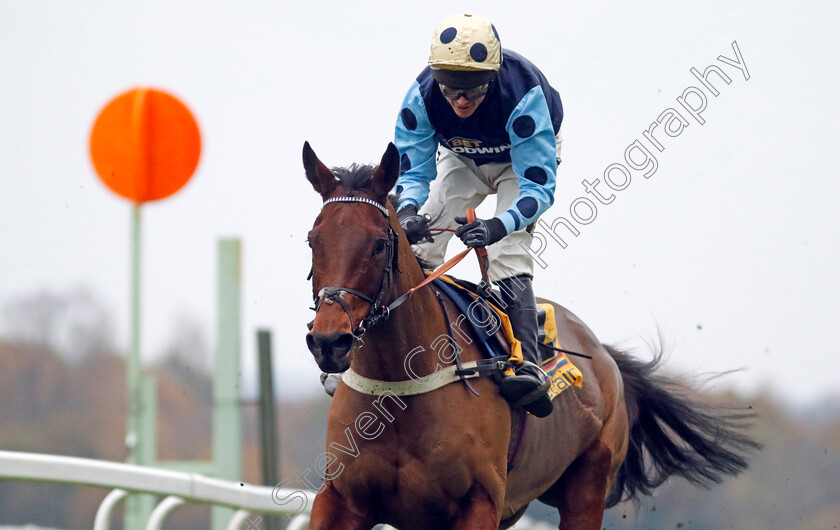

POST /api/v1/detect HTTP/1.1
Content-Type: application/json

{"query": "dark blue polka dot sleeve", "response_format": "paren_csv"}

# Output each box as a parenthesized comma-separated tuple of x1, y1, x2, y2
(393, 80, 438, 210)
(500, 85, 558, 233)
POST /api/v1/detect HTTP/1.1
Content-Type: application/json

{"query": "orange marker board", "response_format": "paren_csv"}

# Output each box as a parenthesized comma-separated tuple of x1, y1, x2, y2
(90, 88, 201, 203)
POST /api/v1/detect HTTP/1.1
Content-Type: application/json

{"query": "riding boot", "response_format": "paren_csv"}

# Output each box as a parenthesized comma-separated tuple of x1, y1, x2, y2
(497, 275, 553, 418)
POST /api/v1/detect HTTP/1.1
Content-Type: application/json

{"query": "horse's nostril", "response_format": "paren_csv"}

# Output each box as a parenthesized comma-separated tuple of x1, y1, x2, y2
(306, 333, 318, 354)
(306, 331, 354, 358)
(332, 333, 354, 356)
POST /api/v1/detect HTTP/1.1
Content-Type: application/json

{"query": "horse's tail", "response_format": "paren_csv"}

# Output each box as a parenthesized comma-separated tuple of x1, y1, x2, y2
(603, 344, 761, 508)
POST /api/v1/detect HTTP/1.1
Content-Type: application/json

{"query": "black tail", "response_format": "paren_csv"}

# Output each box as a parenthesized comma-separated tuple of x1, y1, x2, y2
(604, 344, 761, 508)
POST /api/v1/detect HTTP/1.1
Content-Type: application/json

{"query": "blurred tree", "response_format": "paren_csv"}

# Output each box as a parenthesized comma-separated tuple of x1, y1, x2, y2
(158, 314, 212, 402)
(0, 286, 114, 363)
(0, 291, 63, 348)
(160, 313, 211, 374)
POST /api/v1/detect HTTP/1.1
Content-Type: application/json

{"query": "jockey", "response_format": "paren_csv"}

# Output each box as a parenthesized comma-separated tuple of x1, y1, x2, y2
(394, 13, 563, 418)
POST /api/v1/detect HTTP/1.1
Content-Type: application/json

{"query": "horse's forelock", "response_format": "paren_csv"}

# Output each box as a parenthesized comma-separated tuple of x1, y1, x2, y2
(330, 164, 378, 193)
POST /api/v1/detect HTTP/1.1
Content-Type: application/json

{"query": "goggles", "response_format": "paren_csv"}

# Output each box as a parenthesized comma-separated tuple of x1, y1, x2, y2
(438, 83, 490, 101)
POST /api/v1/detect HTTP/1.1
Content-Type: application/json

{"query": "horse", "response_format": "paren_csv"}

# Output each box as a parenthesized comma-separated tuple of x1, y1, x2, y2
(302, 142, 758, 529)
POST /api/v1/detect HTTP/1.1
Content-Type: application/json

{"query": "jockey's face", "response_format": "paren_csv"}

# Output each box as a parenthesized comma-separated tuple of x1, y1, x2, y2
(448, 93, 486, 118)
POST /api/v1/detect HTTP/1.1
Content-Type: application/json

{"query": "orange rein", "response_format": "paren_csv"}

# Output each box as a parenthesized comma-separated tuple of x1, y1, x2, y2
(408, 247, 474, 295)
(403, 208, 490, 297)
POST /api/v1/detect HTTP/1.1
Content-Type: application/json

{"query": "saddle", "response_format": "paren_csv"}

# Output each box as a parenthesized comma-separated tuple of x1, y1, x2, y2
(430, 275, 584, 469)
(430, 275, 583, 399)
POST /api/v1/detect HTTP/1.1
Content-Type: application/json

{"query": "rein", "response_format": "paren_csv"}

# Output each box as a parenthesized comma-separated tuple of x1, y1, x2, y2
(384, 209, 490, 318)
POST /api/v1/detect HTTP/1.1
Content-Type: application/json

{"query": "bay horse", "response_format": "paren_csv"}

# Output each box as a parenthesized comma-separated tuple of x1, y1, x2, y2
(303, 142, 758, 529)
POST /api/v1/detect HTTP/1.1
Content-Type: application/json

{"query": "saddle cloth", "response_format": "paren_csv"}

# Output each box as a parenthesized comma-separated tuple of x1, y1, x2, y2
(431, 276, 582, 401)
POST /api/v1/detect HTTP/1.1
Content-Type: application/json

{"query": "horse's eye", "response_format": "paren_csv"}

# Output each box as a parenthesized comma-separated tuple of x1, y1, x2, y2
(374, 239, 388, 254)
(306, 238, 312, 248)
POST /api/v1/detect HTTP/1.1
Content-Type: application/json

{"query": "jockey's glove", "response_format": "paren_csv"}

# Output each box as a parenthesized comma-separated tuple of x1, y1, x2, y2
(398, 204, 434, 245)
(454, 216, 507, 248)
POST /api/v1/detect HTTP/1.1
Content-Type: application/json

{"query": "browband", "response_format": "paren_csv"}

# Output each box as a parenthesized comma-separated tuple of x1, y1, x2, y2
(323, 196, 389, 217)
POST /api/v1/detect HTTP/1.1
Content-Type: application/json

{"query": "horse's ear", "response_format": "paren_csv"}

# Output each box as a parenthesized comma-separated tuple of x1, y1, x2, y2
(303, 141, 337, 198)
(370, 143, 400, 197)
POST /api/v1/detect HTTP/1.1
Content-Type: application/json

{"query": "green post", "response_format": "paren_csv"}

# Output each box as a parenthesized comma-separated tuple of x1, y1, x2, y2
(140, 373, 158, 465)
(125, 203, 154, 528)
(212, 239, 243, 529)
(258, 330, 281, 530)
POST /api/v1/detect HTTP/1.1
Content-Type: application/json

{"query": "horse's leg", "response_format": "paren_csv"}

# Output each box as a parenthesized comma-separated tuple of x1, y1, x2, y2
(553, 439, 614, 530)
(552, 428, 623, 530)
(551, 389, 630, 529)
(452, 483, 501, 530)
(309, 484, 374, 530)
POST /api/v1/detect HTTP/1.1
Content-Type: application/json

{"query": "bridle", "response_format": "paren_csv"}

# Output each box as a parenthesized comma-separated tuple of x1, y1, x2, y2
(311, 196, 400, 340)
(310, 197, 488, 343)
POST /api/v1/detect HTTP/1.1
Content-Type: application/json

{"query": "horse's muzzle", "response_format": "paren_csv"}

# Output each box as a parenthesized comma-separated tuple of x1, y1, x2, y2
(306, 331, 354, 373)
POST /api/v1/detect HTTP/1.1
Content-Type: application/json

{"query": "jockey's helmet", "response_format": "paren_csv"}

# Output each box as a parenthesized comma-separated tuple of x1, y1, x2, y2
(428, 13, 502, 89)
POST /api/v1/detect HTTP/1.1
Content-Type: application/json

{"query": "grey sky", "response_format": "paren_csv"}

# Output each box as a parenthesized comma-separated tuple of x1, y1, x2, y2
(1, 1, 838, 405)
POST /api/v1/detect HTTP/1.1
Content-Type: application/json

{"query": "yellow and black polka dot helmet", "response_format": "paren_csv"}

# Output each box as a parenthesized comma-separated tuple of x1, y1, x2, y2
(429, 13, 502, 88)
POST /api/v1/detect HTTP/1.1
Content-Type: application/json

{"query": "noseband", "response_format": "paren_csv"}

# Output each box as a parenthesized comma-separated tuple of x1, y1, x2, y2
(311, 196, 399, 340)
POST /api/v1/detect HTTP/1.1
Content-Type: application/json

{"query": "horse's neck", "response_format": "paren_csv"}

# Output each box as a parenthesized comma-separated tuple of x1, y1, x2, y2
(349, 228, 445, 382)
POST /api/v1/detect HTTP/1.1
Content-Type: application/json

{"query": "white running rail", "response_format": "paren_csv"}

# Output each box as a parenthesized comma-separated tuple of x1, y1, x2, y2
(0, 450, 316, 529)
